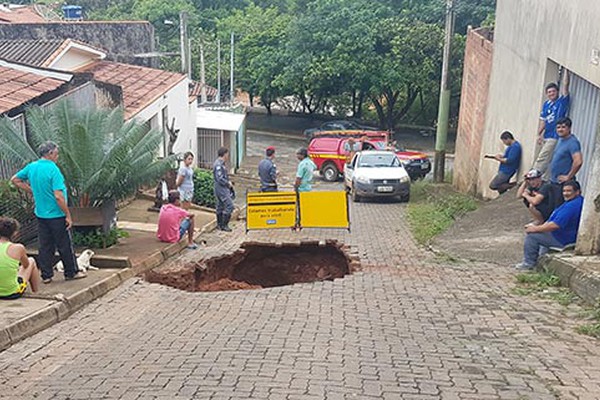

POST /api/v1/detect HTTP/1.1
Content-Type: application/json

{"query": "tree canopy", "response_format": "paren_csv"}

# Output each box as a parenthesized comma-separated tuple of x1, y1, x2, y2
(80, 0, 495, 128)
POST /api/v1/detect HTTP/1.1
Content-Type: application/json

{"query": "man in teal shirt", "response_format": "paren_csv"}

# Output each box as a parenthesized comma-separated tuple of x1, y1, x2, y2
(11, 141, 86, 283)
(294, 148, 317, 192)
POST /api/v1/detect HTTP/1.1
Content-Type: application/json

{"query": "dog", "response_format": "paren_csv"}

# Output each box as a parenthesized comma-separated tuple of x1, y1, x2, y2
(54, 249, 98, 273)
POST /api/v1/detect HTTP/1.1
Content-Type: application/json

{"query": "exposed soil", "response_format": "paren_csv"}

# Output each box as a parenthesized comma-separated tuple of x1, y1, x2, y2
(145, 242, 354, 292)
(433, 188, 528, 265)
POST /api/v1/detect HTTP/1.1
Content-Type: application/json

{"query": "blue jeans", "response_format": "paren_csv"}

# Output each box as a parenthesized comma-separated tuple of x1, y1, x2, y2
(179, 218, 191, 240)
(523, 232, 563, 266)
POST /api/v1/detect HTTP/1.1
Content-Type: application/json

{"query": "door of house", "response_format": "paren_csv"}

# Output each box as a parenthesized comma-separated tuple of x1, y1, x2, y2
(197, 128, 223, 169)
(569, 72, 600, 193)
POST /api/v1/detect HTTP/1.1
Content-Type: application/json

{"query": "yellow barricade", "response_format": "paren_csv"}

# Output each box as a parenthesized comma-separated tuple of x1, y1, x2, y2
(246, 191, 297, 230)
(298, 191, 349, 230)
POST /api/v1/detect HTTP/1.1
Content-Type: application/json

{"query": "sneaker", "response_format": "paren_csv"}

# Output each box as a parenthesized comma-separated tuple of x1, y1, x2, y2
(42, 278, 53, 284)
(220, 226, 232, 232)
(514, 262, 534, 271)
(187, 243, 199, 250)
(65, 271, 88, 281)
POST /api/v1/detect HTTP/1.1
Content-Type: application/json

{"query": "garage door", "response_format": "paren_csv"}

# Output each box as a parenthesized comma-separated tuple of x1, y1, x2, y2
(569, 72, 600, 193)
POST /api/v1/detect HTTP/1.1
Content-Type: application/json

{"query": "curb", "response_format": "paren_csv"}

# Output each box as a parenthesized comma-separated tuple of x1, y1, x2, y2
(540, 255, 600, 305)
(0, 216, 220, 352)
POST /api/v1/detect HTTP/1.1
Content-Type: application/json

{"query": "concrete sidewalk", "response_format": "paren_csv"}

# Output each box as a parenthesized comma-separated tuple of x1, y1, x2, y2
(0, 197, 220, 351)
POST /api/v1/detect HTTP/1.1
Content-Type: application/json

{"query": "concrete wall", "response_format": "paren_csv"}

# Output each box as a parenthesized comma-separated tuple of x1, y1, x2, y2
(454, 28, 493, 195)
(480, 0, 600, 253)
(0, 22, 157, 67)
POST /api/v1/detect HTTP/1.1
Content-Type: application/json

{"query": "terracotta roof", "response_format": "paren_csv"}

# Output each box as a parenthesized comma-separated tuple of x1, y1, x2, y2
(189, 81, 218, 100)
(0, 39, 64, 66)
(0, 5, 46, 24)
(81, 61, 186, 119)
(0, 65, 66, 114)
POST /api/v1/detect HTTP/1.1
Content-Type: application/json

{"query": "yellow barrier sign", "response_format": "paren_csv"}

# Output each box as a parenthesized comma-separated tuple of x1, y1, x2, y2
(298, 191, 349, 230)
(246, 192, 297, 230)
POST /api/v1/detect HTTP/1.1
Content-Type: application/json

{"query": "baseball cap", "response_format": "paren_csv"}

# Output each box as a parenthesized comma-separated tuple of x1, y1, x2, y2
(266, 146, 275, 152)
(525, 169, 542, 179)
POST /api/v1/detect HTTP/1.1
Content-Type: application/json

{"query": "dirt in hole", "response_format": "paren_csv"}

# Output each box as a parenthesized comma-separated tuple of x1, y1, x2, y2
(145, 241, 354, 292)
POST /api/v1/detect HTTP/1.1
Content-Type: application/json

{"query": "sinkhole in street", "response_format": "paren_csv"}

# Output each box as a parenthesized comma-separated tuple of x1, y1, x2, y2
(145, 242, 354, 292)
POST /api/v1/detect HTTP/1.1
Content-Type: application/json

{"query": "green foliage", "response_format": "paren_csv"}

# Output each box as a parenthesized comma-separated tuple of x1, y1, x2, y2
(407, 181, 477, 244)
(83, 0, 497, 126)
(512, 268, 578, 306)
(0, 101, 177, 207)
(72, 228, 129, 249)
(192, 168, 216, 208)
(576, 300, 600, 338)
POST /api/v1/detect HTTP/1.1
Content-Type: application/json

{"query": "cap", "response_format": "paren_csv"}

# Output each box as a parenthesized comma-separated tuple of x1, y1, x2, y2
(266, 146, 275, 152)
(525, 169, 542, 179)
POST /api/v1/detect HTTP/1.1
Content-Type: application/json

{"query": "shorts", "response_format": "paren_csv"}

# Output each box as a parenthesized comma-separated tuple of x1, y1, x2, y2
(0, 277, 27, 300)
(179, 218, 191, 240)
(178, 189, 194, 202)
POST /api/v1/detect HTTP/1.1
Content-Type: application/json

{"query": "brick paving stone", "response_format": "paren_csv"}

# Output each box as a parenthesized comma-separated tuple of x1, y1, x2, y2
(0, 200, 600, 399)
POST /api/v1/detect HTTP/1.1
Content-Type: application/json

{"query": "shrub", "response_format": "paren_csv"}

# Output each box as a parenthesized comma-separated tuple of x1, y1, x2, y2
(192, 168, 216, 208)
(0, 180, 36, 243)
(72, 227, 129, 249)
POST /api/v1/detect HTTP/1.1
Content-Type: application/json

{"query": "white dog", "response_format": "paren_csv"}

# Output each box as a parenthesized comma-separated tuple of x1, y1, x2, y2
(54, 249, 98, 273)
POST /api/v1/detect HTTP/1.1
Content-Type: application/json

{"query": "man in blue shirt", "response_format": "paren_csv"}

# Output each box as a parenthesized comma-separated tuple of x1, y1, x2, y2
(294, 148, 317, 192)
(550, 117, 582, 184)
(258, 146, 278, 192)
(515, 180, 583, 270)
(488, 131, 522, 194)
(534, 71, 570, 176)
(11, 141, 86, 283)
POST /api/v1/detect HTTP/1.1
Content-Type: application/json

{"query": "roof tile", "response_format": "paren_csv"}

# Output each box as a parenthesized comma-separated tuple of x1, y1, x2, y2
(0, 65, 65, 114)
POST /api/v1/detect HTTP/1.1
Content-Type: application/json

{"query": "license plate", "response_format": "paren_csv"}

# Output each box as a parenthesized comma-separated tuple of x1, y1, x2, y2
(421, 163, 430, 169)
(377, 186, 393, 192)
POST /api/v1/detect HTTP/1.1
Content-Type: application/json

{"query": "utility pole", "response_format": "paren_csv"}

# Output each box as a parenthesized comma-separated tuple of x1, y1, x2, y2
(217, 40, 221, 103)
(230, 32, 234, 104)
(179, 11, 189, 77)
(199, 42, 207, 104)
(433, 0, 455, 183)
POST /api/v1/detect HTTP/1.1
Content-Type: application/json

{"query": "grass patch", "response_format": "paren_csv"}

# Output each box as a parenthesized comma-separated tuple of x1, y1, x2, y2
(407, 180, 477, 245)
(513, 269, 578, 306)
(576, 301, 600, 338)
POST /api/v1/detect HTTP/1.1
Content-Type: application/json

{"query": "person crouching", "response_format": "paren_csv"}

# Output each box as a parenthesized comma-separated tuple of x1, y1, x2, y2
(157, 190, 198, 250)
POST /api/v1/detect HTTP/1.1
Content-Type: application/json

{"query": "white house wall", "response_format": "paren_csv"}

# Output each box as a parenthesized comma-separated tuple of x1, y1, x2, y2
(481, 0, 600, 253)
(130, 78, 195, 158)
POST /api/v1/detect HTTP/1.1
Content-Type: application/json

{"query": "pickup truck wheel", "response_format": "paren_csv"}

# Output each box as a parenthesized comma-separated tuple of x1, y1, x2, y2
(322, 164, 339, 182)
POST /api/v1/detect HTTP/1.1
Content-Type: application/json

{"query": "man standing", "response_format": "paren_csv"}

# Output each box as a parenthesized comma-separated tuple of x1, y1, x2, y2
(258, 146, 278, 192)
(516, 169, 563, 225)
(488, 131, 522, 194)
(534, 71, 570, 175)
(550, 117, 582, 185)
(294, 148, 317, 192)
(11, 141, 86, 283)
(157, 191, 197, 249)
(515, 180, 583, 270)
(213, 147, 234, 232)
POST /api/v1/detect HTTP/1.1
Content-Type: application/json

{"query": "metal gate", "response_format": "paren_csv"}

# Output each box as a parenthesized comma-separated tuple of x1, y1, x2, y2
(569, 72, 600, 193)
(197, 129, 223, 169)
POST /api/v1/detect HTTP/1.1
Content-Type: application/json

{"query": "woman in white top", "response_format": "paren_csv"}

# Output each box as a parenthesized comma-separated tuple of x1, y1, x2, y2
(176, 152, 195, 210)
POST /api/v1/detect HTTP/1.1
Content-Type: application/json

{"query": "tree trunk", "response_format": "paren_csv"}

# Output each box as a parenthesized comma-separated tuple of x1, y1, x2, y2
(249, 90, 254, 107)
(393, 86, 420, 125)
(356, 90, 365, 119)
(371, 95, 386, 128)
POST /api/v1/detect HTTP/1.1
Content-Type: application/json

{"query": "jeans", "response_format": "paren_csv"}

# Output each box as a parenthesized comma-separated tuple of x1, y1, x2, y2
(37, 217, 79, 279)
(179, 218, 191, 240)
(523, 232, 564, 266)
(489, 172, 514, 194)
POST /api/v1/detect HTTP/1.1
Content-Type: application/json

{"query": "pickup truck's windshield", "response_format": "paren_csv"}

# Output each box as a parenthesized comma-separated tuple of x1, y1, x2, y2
(358, 154, 401, 167)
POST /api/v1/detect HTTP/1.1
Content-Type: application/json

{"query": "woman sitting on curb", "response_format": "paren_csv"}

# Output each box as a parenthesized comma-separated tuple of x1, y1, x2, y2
(0, 217, 41, 299)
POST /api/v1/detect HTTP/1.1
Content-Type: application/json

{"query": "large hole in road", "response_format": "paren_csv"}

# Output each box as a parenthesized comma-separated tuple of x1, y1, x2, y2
(145, 242, 354, 292)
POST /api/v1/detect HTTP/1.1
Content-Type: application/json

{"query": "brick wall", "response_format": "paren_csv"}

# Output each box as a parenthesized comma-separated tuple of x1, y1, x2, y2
(453, 27, 494, 195)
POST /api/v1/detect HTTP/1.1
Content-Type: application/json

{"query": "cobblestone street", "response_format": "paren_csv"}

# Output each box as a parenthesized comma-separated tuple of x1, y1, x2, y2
(1, 200, 600, 400)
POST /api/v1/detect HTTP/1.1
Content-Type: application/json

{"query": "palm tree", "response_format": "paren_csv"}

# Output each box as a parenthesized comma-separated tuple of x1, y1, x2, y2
(0, 101, 177, 207)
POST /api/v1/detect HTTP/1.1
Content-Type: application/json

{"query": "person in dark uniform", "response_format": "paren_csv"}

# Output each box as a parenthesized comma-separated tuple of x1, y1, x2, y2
(213, 147, 234, 232)
(258, 146, 278, 192)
